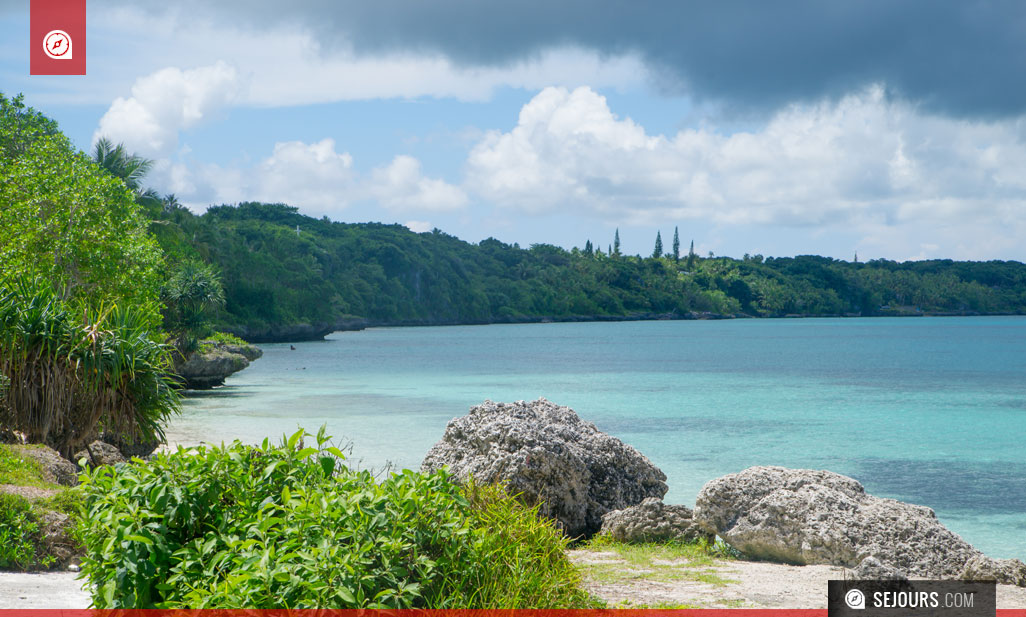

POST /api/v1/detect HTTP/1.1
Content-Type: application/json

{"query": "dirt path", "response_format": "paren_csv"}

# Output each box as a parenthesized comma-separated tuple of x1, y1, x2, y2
(0, 572, 91, 608)
(569, 548, 1026, 609)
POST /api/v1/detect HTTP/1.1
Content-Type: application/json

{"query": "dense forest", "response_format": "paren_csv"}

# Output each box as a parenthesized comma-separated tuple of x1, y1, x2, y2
(145, 202, 1026, 341)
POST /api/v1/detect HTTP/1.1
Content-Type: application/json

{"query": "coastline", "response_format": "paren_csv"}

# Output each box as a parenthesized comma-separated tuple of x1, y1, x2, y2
(222, 310, 1026, 343)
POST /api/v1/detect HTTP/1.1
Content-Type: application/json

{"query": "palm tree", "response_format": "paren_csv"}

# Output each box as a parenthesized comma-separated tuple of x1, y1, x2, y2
(92, 137, 153, 195)
(162, 193, 182, 212)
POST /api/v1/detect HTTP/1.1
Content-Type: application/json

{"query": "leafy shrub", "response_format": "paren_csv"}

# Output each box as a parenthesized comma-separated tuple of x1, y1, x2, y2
(0, 493, 46, 569)
(206, 331, 248, 346)
(78, 428, 591, 609)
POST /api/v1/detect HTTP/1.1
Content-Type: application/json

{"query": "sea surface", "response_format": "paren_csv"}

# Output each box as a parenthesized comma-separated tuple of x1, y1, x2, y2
(166, 317, 1026, 559)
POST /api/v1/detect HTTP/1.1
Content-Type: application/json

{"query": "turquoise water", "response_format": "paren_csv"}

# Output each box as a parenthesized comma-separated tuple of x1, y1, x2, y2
(167, 317, 1026, 559)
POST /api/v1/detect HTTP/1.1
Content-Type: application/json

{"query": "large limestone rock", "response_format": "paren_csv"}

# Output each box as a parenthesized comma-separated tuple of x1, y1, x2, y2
(422, 398, 668, 538)
(694, 466, 1026, 584)
(176, 341, 261, 389)
(960, 555, 1026, 586)
(600, 497, 713, 544)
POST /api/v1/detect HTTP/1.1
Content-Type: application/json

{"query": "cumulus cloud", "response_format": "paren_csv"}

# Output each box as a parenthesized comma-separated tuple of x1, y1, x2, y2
(93, 62, 239, 156)
(367, 155, 468, 213)
(467, 85, 1026, 232)
(147, 139, 464, 220)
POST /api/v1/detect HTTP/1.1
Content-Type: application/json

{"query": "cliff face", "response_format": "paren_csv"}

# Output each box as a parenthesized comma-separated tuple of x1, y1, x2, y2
(175, 341, 263, 389)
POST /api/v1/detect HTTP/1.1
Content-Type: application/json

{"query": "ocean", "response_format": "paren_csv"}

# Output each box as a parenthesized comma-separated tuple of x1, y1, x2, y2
(165, 316, 1026, 559)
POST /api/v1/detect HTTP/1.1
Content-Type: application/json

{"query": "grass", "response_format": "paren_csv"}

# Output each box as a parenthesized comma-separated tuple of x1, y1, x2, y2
(572, 534, 742, 608)
(0, 444, 62, 489)
(0, 444, 84, 570)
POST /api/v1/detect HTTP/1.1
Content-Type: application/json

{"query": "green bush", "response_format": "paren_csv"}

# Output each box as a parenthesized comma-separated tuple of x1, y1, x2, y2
(78, 428, 591, 609)
(0, 493, 46, 569)
(206, 331, 249, 346)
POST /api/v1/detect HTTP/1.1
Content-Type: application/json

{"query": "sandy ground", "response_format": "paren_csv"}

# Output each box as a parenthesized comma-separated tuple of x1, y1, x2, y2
(0, 571, 91, 608)
(569, 549, 1026, 609)
(4, 554, 1026, 609)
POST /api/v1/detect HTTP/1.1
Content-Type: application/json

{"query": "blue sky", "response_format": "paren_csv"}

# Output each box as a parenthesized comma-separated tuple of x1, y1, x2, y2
(4, 1, 1026, 261)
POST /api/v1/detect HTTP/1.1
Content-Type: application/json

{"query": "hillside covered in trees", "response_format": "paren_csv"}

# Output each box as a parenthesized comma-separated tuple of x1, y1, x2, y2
(147, 202, 1026, 341)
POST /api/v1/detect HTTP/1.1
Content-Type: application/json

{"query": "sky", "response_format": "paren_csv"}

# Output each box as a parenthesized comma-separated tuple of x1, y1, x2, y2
(3, 1, 1026, 261)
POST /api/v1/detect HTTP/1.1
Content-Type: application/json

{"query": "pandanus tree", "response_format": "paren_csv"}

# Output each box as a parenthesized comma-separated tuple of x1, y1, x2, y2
(161, 260, 226, 356)
(0, 278, 179, 457)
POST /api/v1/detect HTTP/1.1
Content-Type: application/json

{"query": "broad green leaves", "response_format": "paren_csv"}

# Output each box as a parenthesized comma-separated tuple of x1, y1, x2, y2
(78, 432, 591, 609)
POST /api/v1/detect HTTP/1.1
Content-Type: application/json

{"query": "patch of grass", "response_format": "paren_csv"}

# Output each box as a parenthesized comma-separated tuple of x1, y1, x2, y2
(575, 535, 739, 588)
(0, 444, 61, 489)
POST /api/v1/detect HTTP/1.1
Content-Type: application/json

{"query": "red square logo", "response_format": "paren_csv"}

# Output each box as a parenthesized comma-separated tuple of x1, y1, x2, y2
(30, 0, 86, 75)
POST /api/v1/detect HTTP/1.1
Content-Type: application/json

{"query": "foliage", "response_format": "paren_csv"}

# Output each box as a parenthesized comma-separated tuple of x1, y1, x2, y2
(78, 428, 592, 609)
(0, 277, 180, 456)
(141, 202, 1026, 338)
(0, 445, 55, 488)
(0, 493, 46, 569)
(91, 137, 153, 195)
(205, 331, 249, 346)
(160, 259, 226, 353)
(0, 93, 163, 316)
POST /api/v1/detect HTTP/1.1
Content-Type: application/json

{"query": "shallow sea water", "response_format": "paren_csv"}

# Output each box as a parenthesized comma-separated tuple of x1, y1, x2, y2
(166, 317, 1026, 559)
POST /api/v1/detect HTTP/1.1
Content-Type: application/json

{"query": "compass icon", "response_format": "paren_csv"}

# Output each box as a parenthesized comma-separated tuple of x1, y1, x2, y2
(43, 30, 72, 60)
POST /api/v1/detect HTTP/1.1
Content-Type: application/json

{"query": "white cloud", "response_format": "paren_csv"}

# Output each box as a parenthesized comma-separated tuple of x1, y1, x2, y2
(466, 85, 1026, 236)
(367, 155, 468, 213)
(93, 62, 239, 157)
(149, 140, 464, 220)
(405, 220, 433, 233)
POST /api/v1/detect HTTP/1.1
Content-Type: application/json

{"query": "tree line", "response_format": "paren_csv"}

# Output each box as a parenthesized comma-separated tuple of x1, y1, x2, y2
(146, 203, 1026, 339)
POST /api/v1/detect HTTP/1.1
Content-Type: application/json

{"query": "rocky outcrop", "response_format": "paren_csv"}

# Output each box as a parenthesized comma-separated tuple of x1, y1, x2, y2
(222, 318, 369, 343)
(960, 555, 1026, 586)
(694, 466, 1026, 585)
(73, 440, 126, 467)
(422, 398, 667, 538)
(175, 340, 262, 389)
(599, 497, 713, 544)
(15, 445, 78, 486)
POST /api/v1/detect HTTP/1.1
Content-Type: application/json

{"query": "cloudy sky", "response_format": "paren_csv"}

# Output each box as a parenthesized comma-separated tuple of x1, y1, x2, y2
(4, 1, 1026, 261)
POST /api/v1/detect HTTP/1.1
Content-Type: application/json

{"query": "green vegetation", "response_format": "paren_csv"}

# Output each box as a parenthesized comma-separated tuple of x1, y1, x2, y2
(0, 445, 83, 571)
(0, 493, 48, 569)
(0, 444, 57, 488)
(0, 277, 179, 456)
(140, 202, 1026, 340)
(0, 94, 163, 313)
(205, 331, 249, 347)
(574, 535, 741, 608)
(160, 259, 227, 355)
(0, 94, 179, 455)
(78, 428, 592, 609)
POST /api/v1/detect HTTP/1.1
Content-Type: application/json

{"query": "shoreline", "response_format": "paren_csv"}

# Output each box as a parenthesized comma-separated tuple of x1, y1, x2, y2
(224, 311, 1026, 344)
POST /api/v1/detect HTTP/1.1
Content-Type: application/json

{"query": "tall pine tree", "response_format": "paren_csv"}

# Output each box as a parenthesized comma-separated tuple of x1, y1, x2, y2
(672, 226, 680, 261)
(613, 228, 621, 257)
(687, 239, 696, 270)
(652, 231, 663, 259)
